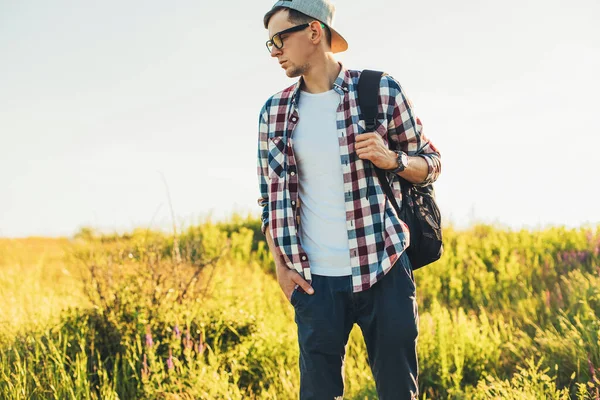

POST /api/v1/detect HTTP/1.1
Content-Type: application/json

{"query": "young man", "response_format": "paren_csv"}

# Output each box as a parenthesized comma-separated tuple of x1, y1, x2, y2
(257, 1, 442, 398)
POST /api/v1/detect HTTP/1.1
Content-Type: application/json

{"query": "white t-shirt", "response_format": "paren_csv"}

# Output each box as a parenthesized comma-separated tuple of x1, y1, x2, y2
(293, 89, 352, 276)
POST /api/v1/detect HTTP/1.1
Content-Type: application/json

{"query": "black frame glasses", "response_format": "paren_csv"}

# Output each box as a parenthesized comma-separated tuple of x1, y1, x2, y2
(265, 23, 310, 53)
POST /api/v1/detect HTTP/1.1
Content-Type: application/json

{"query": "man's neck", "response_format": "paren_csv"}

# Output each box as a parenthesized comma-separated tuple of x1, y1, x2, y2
(300, 54, 341, 94)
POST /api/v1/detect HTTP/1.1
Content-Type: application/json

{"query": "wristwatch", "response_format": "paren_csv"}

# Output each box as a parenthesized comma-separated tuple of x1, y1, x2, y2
(389, 150, 409, 174)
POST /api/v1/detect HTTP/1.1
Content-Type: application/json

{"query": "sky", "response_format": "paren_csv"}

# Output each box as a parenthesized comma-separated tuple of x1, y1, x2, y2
(1, 0, 599, 238)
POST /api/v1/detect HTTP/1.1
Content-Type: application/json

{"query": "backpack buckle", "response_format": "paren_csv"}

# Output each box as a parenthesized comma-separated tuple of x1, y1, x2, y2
(365, 118, 376, 132)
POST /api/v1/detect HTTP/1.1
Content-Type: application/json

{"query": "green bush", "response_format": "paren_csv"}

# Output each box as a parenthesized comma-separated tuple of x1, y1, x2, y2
(1, 219, 599, 399)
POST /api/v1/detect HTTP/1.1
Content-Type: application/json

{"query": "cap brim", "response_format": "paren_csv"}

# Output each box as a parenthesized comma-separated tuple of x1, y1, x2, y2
(329, 27, 348, 53)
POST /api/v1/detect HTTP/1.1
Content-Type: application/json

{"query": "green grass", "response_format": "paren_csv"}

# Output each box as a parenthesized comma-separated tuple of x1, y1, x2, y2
(0, 216, 598, 399)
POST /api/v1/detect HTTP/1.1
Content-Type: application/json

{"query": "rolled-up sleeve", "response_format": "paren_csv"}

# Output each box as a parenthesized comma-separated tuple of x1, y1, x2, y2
(383, 75, 441, 186)
(257, 104, 270, 235)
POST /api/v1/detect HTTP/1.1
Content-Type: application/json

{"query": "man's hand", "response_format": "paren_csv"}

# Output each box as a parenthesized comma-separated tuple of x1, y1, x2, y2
(276, 261, 314, 303)
(355, 132, 397, 170)
(265, 229, 314, 303)
(356, 132, 430, 183)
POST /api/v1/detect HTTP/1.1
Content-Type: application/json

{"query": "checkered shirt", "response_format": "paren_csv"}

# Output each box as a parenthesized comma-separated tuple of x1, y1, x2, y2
(256, 62, 441, 293)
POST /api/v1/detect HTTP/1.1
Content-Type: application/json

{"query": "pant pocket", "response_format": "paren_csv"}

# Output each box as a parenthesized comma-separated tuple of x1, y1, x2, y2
(290, 284, 301, 307)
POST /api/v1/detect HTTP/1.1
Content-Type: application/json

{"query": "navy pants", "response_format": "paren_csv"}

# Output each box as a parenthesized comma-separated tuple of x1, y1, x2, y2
(289, 252, 419, 400)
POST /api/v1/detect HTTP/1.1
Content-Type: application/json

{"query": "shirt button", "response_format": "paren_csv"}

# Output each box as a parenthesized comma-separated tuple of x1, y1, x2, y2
(301, 255, 307, 261)
(291, 200, 296, 206)
(290, 171, 296, 176)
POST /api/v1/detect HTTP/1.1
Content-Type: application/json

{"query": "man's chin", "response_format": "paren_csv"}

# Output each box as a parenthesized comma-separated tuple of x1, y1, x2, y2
(285, 67, 302, 78)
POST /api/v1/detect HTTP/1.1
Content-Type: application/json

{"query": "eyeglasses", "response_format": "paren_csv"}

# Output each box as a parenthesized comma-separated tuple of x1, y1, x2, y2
(265, 23, 311, 53)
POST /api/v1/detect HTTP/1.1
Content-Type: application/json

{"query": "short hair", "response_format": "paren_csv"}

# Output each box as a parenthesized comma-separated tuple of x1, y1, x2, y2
(264, 7, 332, 49)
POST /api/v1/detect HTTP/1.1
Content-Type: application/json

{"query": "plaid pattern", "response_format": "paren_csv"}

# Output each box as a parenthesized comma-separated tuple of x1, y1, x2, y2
(257, 62, 441, 293)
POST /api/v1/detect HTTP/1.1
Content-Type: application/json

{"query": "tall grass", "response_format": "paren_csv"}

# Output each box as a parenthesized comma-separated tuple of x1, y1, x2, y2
(0, 216, 598, 399)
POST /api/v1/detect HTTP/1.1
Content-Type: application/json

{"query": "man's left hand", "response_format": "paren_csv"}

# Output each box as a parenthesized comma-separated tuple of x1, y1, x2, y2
(355, 132, 397, 170)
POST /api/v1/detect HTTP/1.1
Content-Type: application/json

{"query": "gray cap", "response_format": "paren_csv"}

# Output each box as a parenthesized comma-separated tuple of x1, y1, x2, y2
(264, 0, 348, 53)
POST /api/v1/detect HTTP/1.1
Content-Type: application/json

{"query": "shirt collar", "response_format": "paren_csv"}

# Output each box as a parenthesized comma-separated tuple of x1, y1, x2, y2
(291, 61, 350, 105)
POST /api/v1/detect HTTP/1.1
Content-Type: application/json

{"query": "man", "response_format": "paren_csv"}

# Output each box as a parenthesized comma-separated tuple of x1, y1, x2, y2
(256, 0, 442, 398)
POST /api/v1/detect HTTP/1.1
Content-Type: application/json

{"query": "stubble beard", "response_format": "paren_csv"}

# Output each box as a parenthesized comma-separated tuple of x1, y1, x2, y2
(287, 62, 310, 78)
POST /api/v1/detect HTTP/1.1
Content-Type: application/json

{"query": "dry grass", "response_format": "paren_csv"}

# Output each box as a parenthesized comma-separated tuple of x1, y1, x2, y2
(0, 238, 89, 338)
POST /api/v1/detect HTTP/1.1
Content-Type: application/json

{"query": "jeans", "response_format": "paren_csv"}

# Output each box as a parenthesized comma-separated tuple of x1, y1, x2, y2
(289, 251, 419, 400)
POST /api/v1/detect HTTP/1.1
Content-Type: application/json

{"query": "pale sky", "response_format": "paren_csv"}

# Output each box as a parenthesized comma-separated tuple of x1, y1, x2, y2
(1, 0, 599, 238)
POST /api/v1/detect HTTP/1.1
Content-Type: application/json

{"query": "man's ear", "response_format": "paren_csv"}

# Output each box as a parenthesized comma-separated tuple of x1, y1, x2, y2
(309, 21, 323, 43)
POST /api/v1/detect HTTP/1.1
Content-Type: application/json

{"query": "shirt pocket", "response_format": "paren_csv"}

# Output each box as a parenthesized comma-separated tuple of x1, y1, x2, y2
(267, 136, 286, 179)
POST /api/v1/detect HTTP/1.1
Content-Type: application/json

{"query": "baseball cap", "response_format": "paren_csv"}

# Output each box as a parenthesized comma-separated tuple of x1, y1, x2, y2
(263, 0, 348, 53)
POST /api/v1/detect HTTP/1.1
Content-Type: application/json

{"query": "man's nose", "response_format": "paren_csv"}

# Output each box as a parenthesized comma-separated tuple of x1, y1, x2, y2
(270, 45, 282, 58)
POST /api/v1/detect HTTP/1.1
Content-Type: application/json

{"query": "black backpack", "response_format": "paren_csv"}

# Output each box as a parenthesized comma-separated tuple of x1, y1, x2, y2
(357, 69, 443, 270)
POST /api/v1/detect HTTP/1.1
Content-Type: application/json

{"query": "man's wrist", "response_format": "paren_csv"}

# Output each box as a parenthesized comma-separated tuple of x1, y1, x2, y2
(386, 150, 408, 173)
(275, 255, 289, 270)
(387, 150, 399, 170)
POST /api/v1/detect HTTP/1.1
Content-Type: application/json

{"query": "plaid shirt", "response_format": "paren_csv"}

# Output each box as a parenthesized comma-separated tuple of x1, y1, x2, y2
(257, 62, 441, 293)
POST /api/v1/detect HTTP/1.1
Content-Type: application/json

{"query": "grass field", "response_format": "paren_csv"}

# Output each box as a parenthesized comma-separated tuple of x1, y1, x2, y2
(0, 215, 599, 399)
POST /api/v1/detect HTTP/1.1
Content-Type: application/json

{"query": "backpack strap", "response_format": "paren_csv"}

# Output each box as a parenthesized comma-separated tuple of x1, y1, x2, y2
(357, 69, 403, 216)
(357, 70, 383, 132)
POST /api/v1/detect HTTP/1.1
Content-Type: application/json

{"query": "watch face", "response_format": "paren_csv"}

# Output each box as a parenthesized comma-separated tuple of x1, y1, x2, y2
(400, 152, 408, 167)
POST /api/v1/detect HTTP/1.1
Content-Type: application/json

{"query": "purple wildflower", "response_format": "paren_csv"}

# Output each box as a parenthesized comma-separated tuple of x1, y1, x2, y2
(173, 324, 181, 339)
(167, 349, 174, 371)
(141, 353, 149, 379)
(195, 331, 207, 355)
(556, 249, 591, 272)
(184, 329, 193, 350)
(145, 325, 153, 348)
